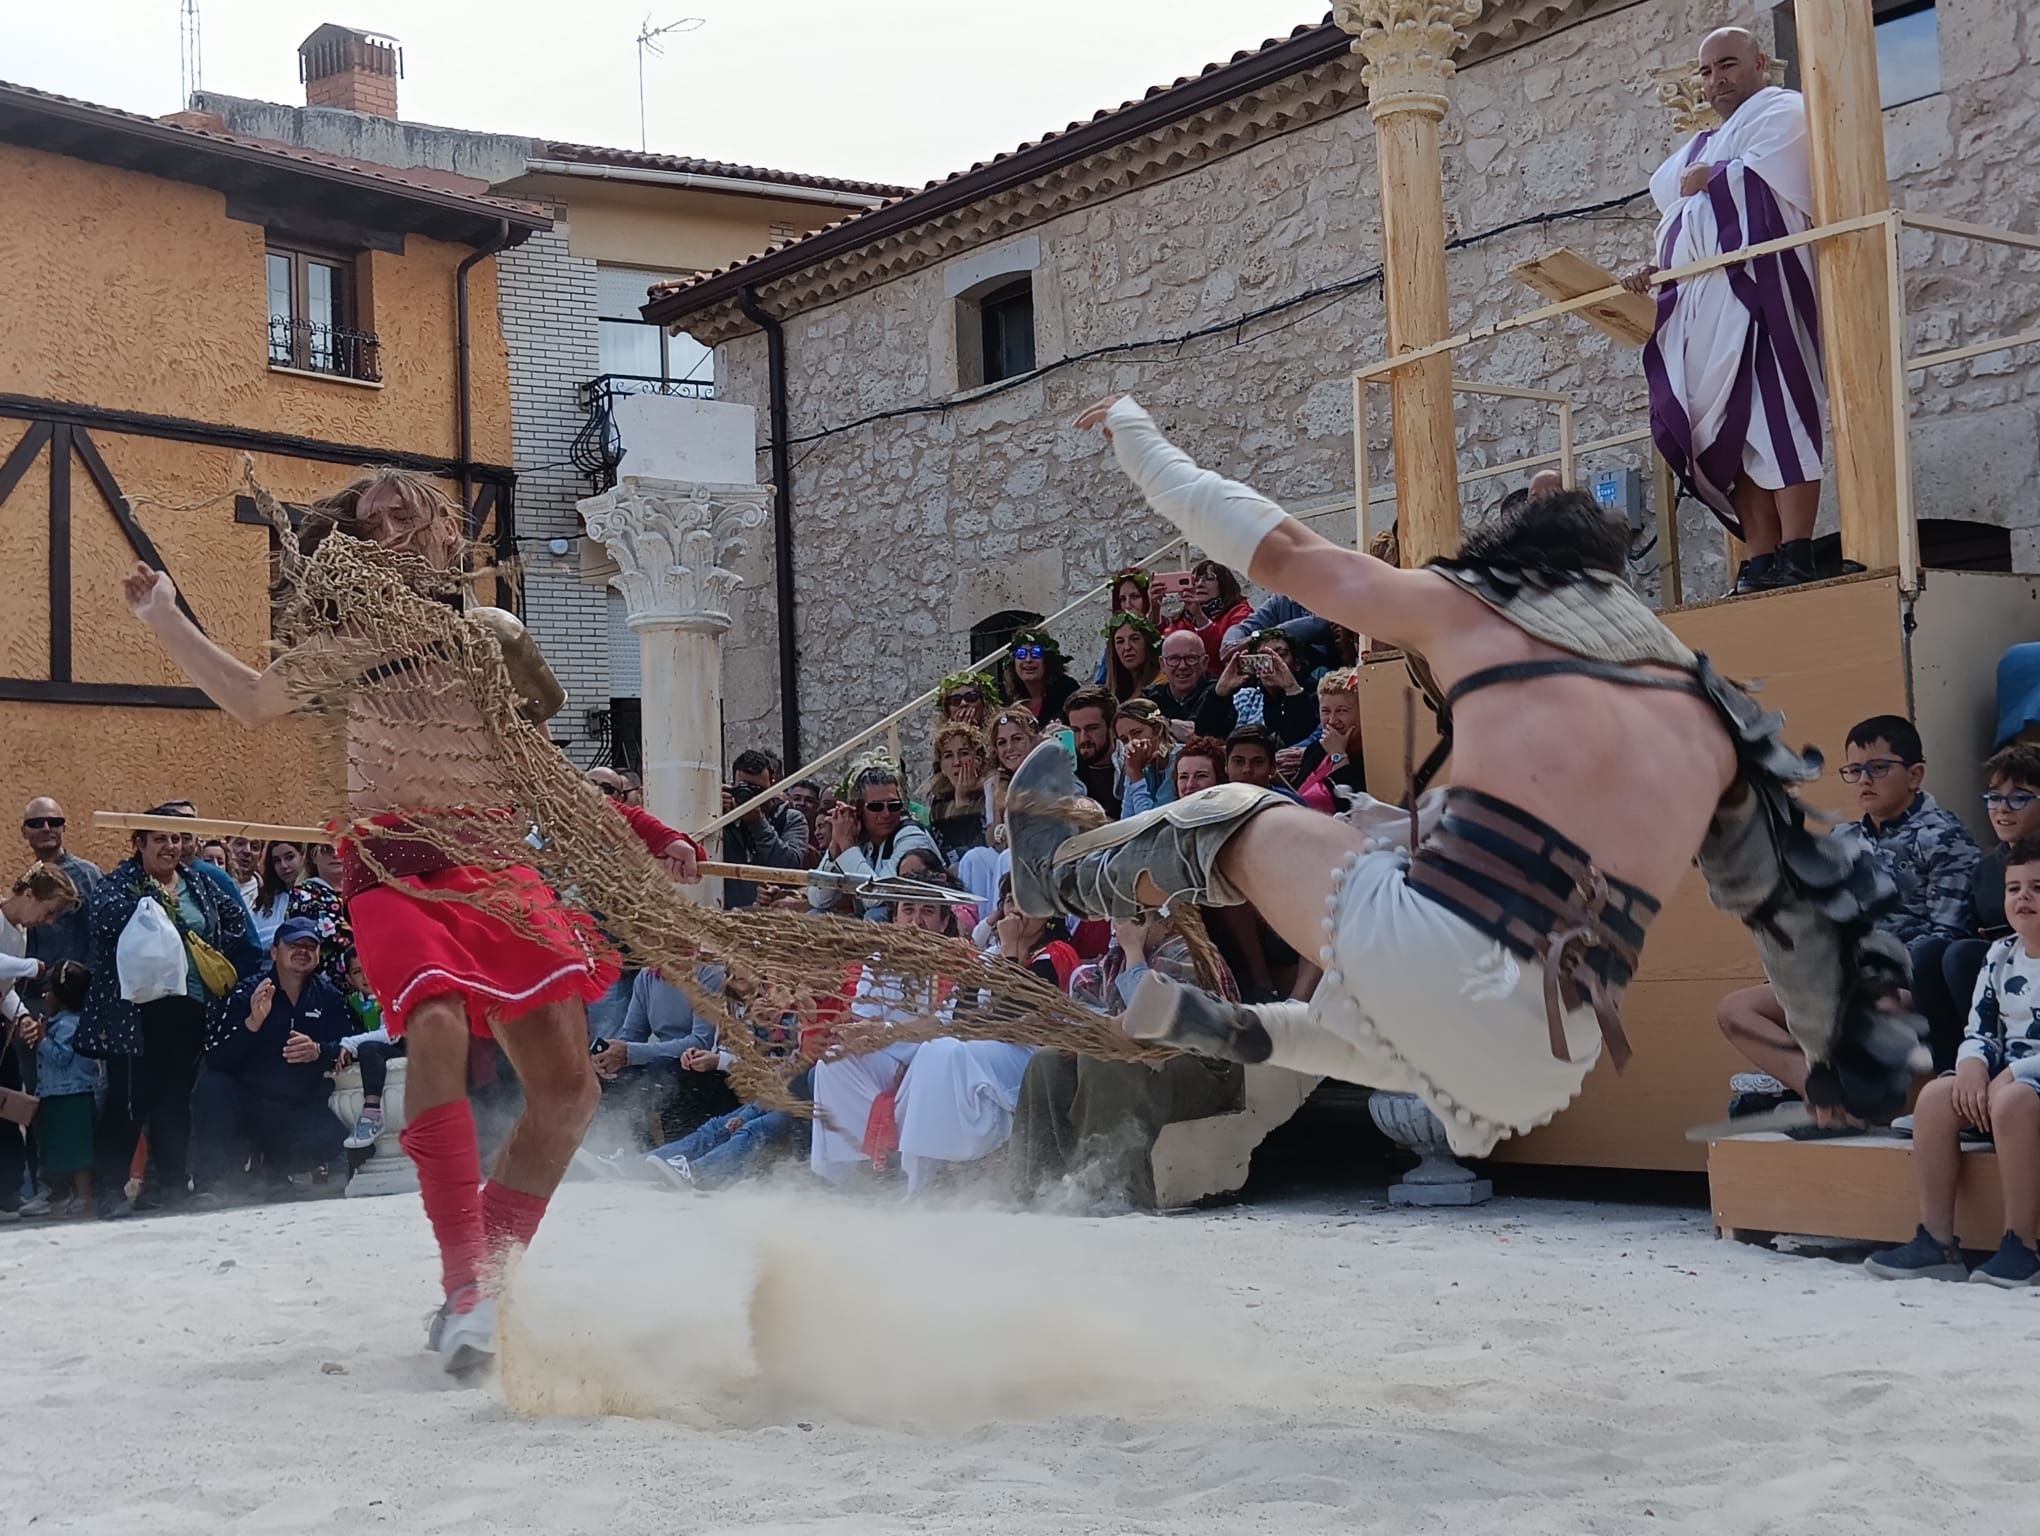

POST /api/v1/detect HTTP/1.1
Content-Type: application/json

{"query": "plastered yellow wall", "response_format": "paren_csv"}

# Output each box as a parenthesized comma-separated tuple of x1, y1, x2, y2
(0, 140, 515, 869)
(0, 142, 512, 466)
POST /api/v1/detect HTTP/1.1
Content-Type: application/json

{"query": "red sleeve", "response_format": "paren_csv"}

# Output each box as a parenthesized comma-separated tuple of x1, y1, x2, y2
(616, 802, 703, 861)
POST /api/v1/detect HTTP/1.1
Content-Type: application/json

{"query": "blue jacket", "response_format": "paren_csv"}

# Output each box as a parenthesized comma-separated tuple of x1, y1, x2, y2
(21, 851, 101, 1007)
(619, 966, 728, 1068)
(78, 856, 250, 1058)
(208, 966, 349, 1105)
(34, 1009, 99, 1098)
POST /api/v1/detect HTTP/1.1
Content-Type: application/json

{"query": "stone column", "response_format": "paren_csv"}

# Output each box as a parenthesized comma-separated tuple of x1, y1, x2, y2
(578, 477, 769, 867)
(1335, 0, 1482, 566)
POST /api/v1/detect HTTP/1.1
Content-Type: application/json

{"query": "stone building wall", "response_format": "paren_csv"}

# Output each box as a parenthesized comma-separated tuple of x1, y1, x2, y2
(710, 0, 2040, 778)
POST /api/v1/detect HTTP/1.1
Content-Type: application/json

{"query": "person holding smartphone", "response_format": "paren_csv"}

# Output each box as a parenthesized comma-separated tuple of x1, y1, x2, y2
(1193, 629, 1319, 747)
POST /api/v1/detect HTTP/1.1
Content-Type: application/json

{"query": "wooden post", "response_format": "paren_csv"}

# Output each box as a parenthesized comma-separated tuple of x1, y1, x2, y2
(1652, 452, 1683, 609)
(1794, 0, 1903, 572)
(1336, 1, 1481, 566)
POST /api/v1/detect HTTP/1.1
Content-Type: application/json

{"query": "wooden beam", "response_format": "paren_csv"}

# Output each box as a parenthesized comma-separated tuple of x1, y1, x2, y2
(96, 812, 329, 842)
(48, 424, 71, 683)
(1652, 451, 1682, 608)
(0, 419, 52, 508)
(1508, 247, 1657, 347)
(70, 425, 203, 630)
(0, 679, 217, 709)
(1795, 0, 1903, 572)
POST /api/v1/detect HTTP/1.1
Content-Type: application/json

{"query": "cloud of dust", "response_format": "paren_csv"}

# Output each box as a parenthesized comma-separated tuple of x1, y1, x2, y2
(496, 1184, 1267, 1432)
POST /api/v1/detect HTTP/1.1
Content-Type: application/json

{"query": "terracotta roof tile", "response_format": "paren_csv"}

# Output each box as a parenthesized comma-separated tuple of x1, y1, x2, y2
(0, 77, 550, 225)
(537, 138, 909, 200)
(643, 16, 1338, 305)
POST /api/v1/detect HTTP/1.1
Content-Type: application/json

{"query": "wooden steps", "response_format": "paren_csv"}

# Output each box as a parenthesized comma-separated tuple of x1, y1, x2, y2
(1706, 1130, 2003, 1245)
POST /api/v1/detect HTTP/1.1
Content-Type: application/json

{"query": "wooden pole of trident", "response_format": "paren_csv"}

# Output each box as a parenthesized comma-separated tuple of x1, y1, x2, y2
(1334, 1, 1483, 567)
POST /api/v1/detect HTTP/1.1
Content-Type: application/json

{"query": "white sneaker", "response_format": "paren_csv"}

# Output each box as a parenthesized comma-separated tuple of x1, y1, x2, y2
(428, 1288, 497, 1377)
(18, 1191, 51, 1217)
(647, 1153, 696, 1191)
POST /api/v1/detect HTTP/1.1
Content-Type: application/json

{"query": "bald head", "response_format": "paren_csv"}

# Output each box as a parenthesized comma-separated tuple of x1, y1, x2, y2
(1698, 27, 1767, 120)
(22, 796, 66, 859)
(1158, 628, 1209, 697)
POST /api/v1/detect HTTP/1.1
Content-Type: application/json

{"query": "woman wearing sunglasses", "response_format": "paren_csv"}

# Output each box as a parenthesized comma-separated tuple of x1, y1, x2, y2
(1910, 743, 2040, 1072)
(997, 628, 1078, 725)
(935, 670, 1002, 731)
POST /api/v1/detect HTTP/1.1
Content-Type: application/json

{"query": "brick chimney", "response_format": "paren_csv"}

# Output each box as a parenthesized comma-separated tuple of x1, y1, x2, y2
(298, 24, 403, 118)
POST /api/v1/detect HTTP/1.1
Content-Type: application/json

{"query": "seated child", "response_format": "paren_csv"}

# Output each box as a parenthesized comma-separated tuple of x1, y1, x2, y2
(1867, 836, 2040, 1286)
(336, 950, 403, 1152)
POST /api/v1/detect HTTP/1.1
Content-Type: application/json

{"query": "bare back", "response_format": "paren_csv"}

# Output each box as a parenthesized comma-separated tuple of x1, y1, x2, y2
(1406, 578, 1736, 900)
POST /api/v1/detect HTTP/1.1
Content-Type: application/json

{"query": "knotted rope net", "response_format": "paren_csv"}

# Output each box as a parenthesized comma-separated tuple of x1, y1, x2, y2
(245, 471, 1177, 1117)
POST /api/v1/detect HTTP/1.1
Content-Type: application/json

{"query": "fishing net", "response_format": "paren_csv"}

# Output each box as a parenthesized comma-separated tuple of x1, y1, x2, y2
(242, 471, 1179, 1117)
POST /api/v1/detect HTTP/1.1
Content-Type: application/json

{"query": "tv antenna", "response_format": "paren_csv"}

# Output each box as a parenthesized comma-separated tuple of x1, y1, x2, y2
(636, 14, 704, 151)
(179, 0, 204, 105)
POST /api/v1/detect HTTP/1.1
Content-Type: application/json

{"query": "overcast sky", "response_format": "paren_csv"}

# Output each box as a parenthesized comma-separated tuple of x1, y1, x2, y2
(6, 1, 1325, 186)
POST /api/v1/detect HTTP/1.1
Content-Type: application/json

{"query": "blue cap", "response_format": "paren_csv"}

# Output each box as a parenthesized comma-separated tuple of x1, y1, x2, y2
(272, 917, 322, 948)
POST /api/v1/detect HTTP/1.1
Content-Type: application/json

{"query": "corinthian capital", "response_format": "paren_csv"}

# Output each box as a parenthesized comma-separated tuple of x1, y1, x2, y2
(1333, 0, 1482, 120)
(578, 476, 769, 634)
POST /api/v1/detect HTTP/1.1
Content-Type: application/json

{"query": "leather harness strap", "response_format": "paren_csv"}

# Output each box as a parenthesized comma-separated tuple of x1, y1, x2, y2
(1409, 657, 1710, 800)
(1405, 790, 1659, 1073)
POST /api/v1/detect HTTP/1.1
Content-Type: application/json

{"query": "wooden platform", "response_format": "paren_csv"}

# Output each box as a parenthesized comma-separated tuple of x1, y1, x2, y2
(1707, 1132, 2004, 1245)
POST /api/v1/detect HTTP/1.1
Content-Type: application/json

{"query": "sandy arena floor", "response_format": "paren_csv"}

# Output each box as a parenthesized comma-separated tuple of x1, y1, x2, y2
(3, 1180, 2036, 1535)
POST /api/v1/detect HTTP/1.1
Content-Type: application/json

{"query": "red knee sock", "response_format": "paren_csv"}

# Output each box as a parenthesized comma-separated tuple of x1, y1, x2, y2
(399, 1099, 485, 1306)
(481, 1180, 550, 1269)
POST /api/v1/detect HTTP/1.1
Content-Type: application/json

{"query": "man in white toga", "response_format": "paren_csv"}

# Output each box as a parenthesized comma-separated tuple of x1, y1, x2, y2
(1623, 27, 1825, 595)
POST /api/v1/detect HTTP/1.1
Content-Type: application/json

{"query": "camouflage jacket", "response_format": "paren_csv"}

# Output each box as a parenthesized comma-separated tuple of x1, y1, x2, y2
(1832, 791, 1980, 946)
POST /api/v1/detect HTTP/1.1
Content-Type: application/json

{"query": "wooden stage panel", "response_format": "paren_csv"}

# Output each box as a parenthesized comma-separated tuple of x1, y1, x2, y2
(1356, 576, 1911, 1170)
(1709, 1134, 2004, 1246)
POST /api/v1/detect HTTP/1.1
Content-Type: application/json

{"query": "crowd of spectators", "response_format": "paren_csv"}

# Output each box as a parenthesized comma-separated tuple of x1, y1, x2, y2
(23, 546, 2040, 1249)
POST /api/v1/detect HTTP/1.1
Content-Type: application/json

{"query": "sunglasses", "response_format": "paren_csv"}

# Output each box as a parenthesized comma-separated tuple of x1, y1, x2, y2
(1837, 759, 1910, 783)
(23, 817, 64, 830)
(948, 689, 982, 704)
(595, 782, 626, 798)
(862, 799, 906, 815)
(1012, 645, 1044, 661)
(1984, 791, 2039, 813)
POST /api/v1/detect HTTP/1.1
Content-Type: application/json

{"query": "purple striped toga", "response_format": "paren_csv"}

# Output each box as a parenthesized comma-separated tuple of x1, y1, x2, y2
(1642, 86, 1826, 538)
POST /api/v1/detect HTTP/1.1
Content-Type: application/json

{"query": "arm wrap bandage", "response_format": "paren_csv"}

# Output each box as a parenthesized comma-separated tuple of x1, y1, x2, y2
(1106, 397, 1290, 577)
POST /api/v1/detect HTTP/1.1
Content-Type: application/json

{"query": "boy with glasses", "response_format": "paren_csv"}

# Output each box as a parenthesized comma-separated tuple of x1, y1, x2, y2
(1718, 715, 1978, 1120)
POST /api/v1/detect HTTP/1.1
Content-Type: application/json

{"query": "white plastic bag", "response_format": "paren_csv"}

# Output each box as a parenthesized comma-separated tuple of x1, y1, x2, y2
(116, 898, 187, 1004)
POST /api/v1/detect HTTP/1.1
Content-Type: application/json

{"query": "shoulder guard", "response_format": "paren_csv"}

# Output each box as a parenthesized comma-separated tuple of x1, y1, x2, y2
(469, 606, 566, 724)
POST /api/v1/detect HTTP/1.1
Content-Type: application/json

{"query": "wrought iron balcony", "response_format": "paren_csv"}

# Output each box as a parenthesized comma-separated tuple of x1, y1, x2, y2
(572, 373, 716, 491)
(268, 316, 382, 383)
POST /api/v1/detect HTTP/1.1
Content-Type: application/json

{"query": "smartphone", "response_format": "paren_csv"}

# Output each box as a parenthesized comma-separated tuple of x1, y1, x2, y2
(589, 1038, 610, 1056)
(1149, 570, 1193, 599)
(1051, 725, 1077, 759)
(1243, 653, 1273, 678)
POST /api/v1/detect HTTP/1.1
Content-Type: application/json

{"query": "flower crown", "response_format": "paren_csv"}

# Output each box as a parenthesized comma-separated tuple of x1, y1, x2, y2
(1101, 610, 1164, 648)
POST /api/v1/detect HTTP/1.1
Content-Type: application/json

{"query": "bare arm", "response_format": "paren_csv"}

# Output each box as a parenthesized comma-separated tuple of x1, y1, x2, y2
(1078, 396, 1444, 655)
(121, 564, 293, 727)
